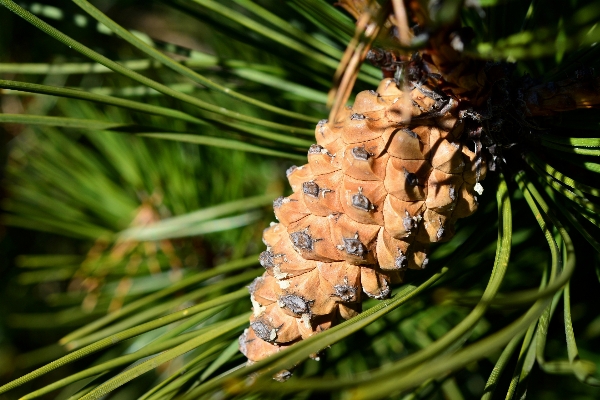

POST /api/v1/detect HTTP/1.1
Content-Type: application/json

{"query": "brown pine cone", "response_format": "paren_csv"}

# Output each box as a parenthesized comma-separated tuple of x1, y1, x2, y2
(239, 78, 486, 366)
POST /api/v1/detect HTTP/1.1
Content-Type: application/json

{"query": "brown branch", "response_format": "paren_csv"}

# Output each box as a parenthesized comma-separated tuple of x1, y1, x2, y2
(327, 3, 386, 122)
(337, 1, 491, 107)
(420, 28, 489, 106)
(391, 0, 411, 47)
(524, 76, 600, 116)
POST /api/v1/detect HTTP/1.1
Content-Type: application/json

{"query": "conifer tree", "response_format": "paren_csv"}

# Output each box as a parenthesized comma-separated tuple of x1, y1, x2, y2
(1, 0, 600, 399)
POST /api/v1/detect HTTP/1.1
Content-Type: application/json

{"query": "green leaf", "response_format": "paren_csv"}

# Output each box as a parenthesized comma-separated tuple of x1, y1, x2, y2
(19, 308, 228, 399)
(199, 338, 241, 382)
(0, 0, 312, 134)
(0, 113, 126, 129)
(0, 79, 205, 125)
(119, 194, 276, 241)
(59, 256, 259, 345)
(188, 0, 342, 72)
(65, 270, 259, 349)
(0, 289, 248, 394)
(71, 0, 315, 123)
(136, 133, 306, 160)
(481, 334, 524, 400)
(78, 313, 249, 400)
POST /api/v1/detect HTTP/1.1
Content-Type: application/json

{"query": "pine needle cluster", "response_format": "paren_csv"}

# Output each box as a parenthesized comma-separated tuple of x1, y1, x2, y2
(1, 1, 600, 399)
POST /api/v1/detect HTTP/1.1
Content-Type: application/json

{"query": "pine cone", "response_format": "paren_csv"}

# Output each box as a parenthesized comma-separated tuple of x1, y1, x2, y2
(239, 78, 486, 365)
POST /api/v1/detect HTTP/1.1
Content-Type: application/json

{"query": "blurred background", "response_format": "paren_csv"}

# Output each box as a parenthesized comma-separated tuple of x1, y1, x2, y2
(0, 1, 296, 396)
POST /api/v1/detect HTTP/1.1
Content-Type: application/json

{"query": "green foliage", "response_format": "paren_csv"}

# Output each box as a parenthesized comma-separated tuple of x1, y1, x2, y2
(1, 0, 600, 399)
